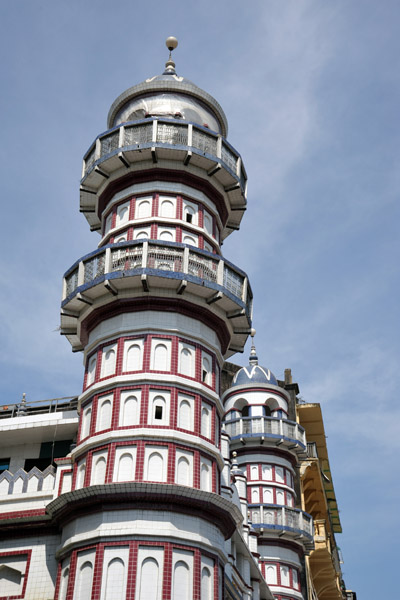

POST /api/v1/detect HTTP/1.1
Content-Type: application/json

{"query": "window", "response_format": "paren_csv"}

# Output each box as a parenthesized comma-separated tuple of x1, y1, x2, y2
(76, 460, 86, 489)
(102, 558, 126, 600)
(276, 489, 285, 505)
(275, 466, 284, 483)
(0, 458, 10, 473)
(280, 565, 290, 587)
(74, 556, 94, 600)
(160, 198, 175, 218)
(178, 343, 195, 377)
(114, 234, 126, 243)
(137, 556, 160, 600)
(250, 465, 259, 480)
(101, 344, 117, 378)
(183, 200, 197, 225)
(59, 566, 70, 600)
(201, 353, 212, 385)
(123, 340, 143, 372)
(114, 447, 136, 482)
(151, 339, 171, 371)
(251, 488, 260, 503)
(182, 233, 198, 247)
(201, 558, 213, 600)
(263, 487, 273, 503)
(172, 551, 193, 600)
(200, 457, 212, 491)
(177, 396, 194, 431)
(87, 355, 97, 386)
(104, 213, 113, 234)
(144, 447, 167, 482)
(292, 568, 299, 589)
(119, 393, 140, 426)
(116, 201, 129, 226)
(242, 405, 251, 419)
(81, 405, 92, 439)
(265, 564, 277, 585)
(136, 198, 151, 218)
(0, 553, 28, 597)
(149, 391, 170, 426)
(97, 397, 113, 431)
(203, 211, 213, 235)
(92, 452, 107, 485)
(176, 456, 191, 486)
(201, 403, 211, 438)
(159, 228, 174, 241)
(135, 228, 150, 239)
(262, 464, 272, 480)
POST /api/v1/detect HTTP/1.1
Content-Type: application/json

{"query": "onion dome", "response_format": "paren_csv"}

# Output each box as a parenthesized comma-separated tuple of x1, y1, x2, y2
(231, 329, 278, 387)
(107, 37, 228, 136)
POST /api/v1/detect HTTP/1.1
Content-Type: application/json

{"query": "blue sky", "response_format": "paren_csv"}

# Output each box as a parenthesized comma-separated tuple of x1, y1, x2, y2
(1, 1, 399, 597)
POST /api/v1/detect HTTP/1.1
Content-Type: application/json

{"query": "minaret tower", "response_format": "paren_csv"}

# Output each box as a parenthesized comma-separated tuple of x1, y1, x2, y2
(57, 39, 254, 599)
(222, 331, 313, 600)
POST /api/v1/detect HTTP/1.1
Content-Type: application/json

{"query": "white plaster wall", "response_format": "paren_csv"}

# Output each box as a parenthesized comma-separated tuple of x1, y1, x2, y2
(0, 535, 60, 600)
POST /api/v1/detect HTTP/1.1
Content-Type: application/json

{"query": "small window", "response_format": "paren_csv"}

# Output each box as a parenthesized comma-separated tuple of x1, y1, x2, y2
(155, 405, 163, 420)
(241, 405, 250, 417)
(0, 458, 10, 473)
(186, 213, 192, 223)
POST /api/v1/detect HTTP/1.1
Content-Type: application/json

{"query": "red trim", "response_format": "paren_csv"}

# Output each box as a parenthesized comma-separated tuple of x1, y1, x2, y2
(97, 170, 228, 225)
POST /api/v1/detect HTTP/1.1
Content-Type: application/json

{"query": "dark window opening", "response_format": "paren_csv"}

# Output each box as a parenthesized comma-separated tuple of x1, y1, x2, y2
(24, 439, 73, 472)
(264, 406, 272, 417)
(186, 213, 193, 223)
(202, 369, 208, 382)
(241, 406, 250, 417)
(155, 406, 163, 420)
(0, 458, 10, 473)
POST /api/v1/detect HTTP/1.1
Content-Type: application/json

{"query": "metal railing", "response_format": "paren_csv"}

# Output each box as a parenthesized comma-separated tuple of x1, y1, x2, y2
(224, 416, 306, 446)
(63, 241, 248, 305)
(249, 505, 313, 536)
(0, 396, 78, 420)
(82, 118, 245, 190)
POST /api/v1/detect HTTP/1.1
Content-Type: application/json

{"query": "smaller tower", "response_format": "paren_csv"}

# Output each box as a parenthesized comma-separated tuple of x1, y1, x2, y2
(223, 332, 313, 600)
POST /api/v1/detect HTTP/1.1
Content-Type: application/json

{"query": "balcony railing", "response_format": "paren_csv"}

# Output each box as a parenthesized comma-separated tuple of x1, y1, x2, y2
(307, 441, 318, 458)
(0, 397, 78, 420)
(249, 505, 313, 545)
(224, 416, 306, 449)
(81, 118, 247, 194)
(0, 466, 56, 495)
(63, 240, 250, 307)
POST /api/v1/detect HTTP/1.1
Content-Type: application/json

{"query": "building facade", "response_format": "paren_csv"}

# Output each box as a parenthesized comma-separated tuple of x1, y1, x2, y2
(0, 40, 355, 600)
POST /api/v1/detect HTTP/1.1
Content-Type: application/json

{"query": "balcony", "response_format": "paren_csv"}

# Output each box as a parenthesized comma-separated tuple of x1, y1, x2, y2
(79, 118, 247, 236)
(248, 504, 314, 551)
(61, 240, 253, 353)
(309, 519, 345, 600)
(224, 416, 306, 456)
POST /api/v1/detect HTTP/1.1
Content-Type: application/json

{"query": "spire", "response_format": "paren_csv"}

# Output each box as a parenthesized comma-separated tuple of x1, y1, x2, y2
(164, 36, 178, 74)
(249, 327, 258, 365)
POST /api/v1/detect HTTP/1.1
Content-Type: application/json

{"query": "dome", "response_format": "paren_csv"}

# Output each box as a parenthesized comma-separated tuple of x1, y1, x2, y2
(107, 65, 228, 136)
(232, 363, 278, 388)
(231, 329, 278, 388)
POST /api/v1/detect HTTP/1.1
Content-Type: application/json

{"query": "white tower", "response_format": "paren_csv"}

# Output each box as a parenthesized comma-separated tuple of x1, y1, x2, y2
(223, 332, 313, 600)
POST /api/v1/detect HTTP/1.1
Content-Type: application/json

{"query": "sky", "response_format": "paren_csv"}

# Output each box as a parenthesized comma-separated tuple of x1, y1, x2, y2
(0, 1, 399, 597)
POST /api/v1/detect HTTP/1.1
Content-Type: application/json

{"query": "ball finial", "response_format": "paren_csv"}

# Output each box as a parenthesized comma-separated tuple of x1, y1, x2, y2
(166, 36, 178, 51)
(250, 328, 256, 338)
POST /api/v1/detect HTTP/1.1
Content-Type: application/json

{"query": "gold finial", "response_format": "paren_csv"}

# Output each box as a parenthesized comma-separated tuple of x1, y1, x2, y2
(165, 36, 178, 71)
